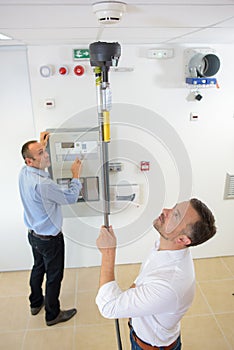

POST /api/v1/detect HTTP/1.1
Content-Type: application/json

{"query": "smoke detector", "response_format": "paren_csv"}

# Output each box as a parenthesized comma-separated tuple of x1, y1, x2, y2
(92, 1, 127, 24)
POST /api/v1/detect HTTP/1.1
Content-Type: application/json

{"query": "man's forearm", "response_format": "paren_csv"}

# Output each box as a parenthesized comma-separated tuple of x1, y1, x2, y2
(99, 249, 116, 287)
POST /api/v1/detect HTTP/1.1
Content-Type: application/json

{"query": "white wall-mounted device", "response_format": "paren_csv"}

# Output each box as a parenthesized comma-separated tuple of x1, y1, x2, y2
(224, 173, 234, 199)
(190, 112, 199, 121)
(185, 48, 220, 101)
(40, 65, 54, 78)
(46, 128, 143, 218)
(185, 48, 220, 82)
(46, 127, 102, 217)
(147, 48, 174, 59)
(44, 99, 55, 109)
(110, 183, 140, 210)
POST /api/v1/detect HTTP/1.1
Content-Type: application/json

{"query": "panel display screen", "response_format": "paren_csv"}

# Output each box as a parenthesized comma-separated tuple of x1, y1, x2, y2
(61, 142, 74, 149)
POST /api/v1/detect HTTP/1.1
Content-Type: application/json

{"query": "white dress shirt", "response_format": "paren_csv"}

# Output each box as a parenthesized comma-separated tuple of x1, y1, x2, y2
(96, 240, 196, 346)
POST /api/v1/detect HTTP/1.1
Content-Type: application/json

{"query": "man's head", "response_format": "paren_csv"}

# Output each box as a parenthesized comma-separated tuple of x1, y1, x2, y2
(21, 140, 50, 170)
(188, 198, 216, 246)
(153, 198, 216, 247)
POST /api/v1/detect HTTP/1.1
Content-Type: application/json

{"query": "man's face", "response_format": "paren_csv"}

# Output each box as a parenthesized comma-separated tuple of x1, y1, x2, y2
(153, 201, 199, 241)
(26, 142, 50, 170)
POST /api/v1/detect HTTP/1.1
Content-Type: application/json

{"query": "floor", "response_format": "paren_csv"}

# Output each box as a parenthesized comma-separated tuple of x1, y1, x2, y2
(0, 256, 234, 350)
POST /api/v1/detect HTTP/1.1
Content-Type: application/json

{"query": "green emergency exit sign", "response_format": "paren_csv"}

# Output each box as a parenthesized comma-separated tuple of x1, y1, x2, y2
(73, 49, 90, 60)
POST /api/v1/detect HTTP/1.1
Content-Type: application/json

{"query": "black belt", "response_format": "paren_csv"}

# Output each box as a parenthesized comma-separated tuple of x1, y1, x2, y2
(128, 320, 179, 350)
(29, 230, 62, 240)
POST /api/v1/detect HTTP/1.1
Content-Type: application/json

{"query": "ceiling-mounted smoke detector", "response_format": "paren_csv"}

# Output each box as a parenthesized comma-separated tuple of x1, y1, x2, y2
(92, 1, 127, 25)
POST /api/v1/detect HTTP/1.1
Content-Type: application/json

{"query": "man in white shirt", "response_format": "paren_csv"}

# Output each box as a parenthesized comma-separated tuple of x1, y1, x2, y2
(96, 199, 216, 350)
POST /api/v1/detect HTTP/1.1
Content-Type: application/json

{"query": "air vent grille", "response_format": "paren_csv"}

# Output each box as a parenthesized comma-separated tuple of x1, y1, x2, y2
(224, 173, 234, 199)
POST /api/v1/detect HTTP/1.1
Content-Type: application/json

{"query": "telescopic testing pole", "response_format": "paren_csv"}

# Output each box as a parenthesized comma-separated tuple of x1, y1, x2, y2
(89, 41, 122, 350)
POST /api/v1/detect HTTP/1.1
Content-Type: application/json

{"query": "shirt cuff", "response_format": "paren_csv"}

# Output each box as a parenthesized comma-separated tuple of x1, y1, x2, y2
(71, 178, 82, 188)
(71, 178, 80, 184)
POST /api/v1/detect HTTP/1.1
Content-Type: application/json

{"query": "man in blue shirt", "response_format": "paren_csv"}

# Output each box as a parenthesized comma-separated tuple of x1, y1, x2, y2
(19, 131, 82, 326)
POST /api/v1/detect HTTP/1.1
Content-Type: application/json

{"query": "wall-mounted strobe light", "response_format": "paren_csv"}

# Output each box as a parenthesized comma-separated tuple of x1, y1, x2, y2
(147, 48, 174, 59)
(185, 48, 221, 101)
(92, 1, 127, 24)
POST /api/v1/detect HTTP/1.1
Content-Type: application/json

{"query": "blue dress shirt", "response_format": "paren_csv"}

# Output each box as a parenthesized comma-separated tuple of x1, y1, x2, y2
(19, 166, 82, 235)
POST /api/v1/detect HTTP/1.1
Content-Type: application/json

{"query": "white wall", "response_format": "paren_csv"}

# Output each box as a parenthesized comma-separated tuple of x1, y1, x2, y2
(0, 43, 234, 271)
(0, 46, 35, 271)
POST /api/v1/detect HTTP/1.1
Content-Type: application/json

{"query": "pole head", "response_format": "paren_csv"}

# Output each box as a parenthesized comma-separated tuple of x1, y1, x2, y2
(89, 41, 121, 67)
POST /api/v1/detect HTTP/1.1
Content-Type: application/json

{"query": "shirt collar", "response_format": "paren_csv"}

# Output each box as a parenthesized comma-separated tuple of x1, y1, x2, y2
(26, 165, 50, 178)
(153, 239, 189, 263)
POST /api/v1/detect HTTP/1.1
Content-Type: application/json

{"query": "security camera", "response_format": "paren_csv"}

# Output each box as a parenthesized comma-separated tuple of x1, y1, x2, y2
(92, 1, 127, 24)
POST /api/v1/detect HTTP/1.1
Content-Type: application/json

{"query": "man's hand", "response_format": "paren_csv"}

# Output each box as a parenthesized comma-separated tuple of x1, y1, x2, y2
(97, 225, 117, 287)
(71, 158, 82, 179)
(40, 131, 50, 147)
(96, 225, 117, 253)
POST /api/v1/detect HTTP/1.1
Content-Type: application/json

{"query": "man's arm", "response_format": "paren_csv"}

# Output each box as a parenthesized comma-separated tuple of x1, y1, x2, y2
(39, 131, 82, 180)
(37, 157, 82, 205)
(95, 226, 178, 319)
(96, 225, 117, 287)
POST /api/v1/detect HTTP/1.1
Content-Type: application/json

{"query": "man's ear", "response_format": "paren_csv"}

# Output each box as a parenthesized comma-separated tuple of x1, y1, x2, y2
(177, 235, 191, 247)
(25, 157, 33, 167)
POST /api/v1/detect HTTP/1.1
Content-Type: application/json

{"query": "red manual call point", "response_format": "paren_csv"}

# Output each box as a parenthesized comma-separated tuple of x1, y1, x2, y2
(74, 65, 85, 76)
(141, 161, 150, 171)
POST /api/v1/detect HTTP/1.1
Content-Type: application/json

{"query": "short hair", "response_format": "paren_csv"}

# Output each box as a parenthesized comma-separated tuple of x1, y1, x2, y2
(186, 198, 216, 247)
(21, 140, 37, 160)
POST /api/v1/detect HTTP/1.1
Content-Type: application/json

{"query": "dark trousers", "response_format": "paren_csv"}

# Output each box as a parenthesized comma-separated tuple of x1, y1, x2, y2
(28, 232, 64, 322)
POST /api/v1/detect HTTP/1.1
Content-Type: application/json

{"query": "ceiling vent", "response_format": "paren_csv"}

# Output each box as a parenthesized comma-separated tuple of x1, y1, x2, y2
(224, 173, 234, 199)
(92, 1, 127, 24)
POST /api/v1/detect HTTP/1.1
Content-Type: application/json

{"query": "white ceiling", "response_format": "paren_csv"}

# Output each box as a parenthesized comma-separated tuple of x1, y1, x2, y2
(0, 0, 234, 46)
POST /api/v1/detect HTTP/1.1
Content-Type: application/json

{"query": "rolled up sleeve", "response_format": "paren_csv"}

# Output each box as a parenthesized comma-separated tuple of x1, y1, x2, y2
(96, 280, 178, 320)
(96, 281, 123, 318)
